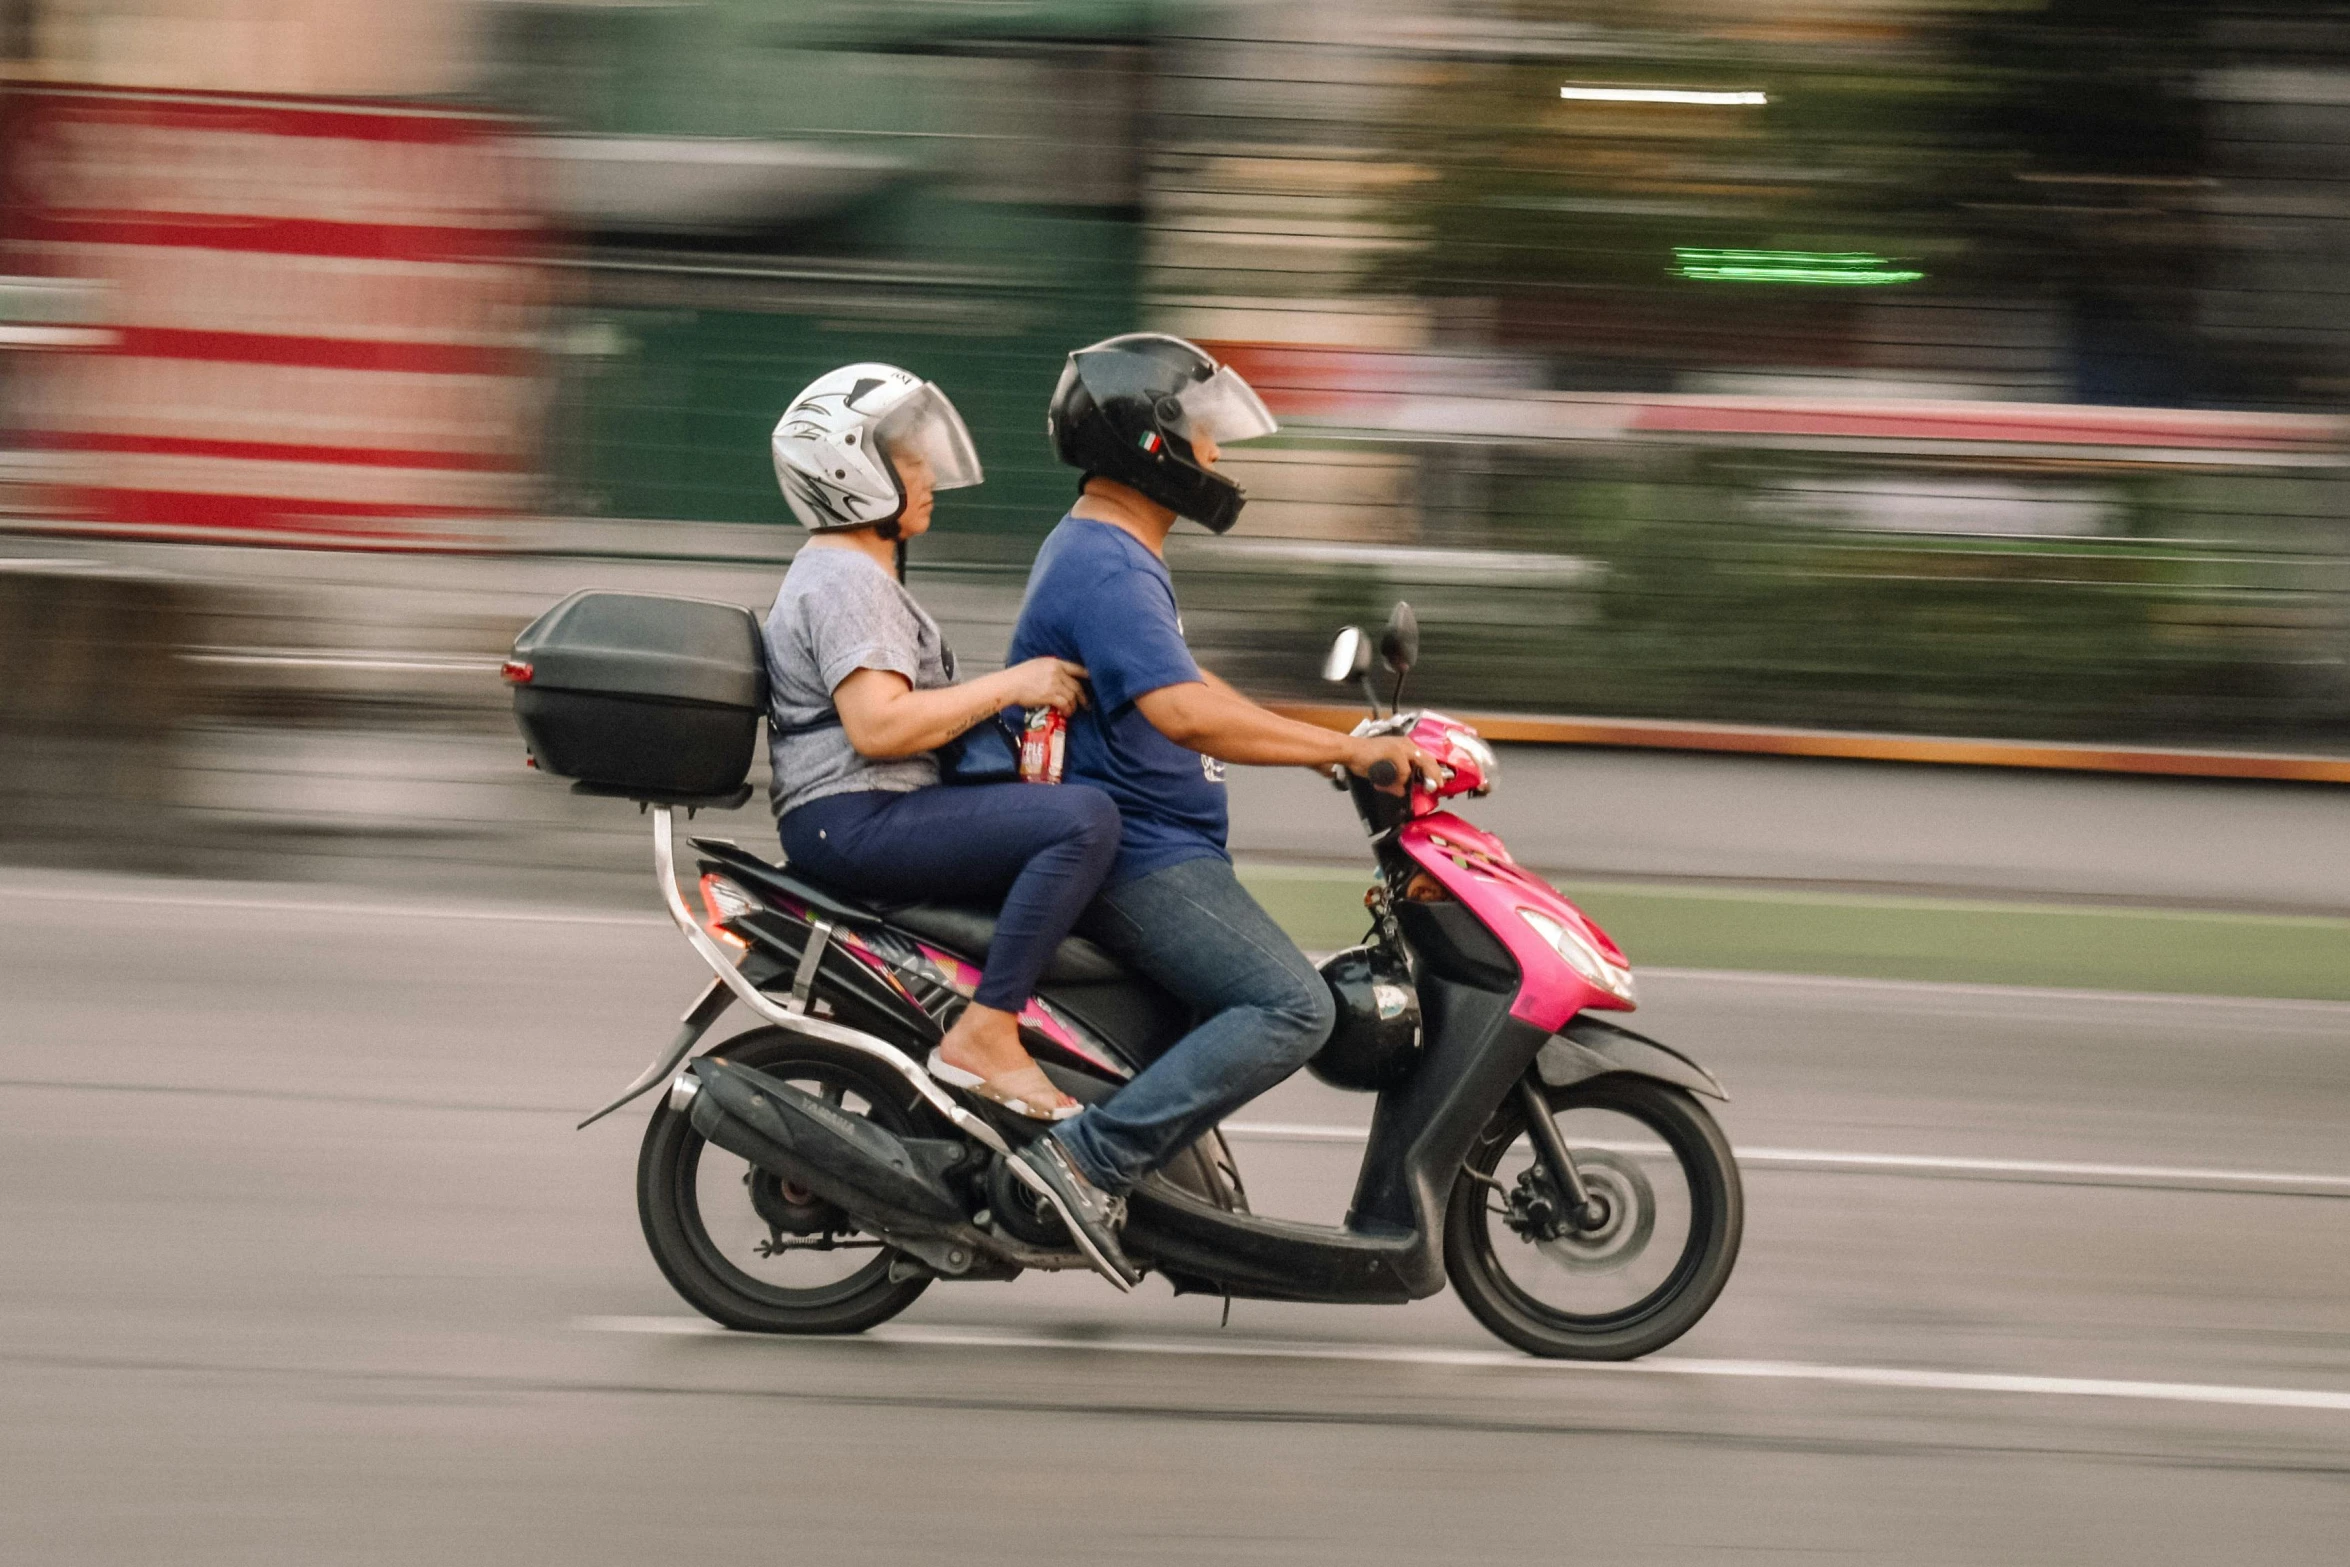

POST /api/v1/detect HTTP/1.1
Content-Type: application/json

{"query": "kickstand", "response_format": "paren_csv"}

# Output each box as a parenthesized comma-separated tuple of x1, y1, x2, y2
(1219, 1293, 1232, 1330)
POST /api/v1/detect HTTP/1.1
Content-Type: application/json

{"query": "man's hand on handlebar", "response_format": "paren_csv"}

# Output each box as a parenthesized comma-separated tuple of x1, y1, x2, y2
(1349, 734, 1443, 796)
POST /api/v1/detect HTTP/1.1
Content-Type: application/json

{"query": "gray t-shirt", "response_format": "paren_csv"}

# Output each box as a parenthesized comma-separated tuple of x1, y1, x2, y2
(763, 546, 952, 819)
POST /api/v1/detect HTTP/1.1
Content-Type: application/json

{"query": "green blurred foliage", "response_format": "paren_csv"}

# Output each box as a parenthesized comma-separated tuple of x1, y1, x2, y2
(1192, 450, 2349, 747)
(1371, 0, 2255, 399)
(1297, 0, 2350, 744)
(1492, 465, 2312, 740)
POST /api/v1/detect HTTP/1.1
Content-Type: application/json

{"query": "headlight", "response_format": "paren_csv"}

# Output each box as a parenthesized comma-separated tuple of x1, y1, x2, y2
(1517, 907, 1637, 1007)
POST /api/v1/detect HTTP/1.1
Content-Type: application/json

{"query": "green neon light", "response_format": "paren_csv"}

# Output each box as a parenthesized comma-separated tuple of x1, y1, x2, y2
(1674, 248, 1924, 286)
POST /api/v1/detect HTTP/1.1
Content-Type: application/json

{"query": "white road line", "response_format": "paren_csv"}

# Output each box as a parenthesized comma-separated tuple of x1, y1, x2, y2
(1720, 1147, 2350, 1193)
(1220, 1122, 2350, 1195)
(0, 882, 665, 927)
(7, 879, 2348, 1014)
(573, 1317, 2350, 1414)
(2, 880, 2341, 1193)
(1644, 966, 2350, 1014)
(1225, 1120, 1371, 1143)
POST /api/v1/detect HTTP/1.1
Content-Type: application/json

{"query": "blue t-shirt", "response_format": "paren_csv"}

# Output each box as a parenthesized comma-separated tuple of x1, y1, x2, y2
(1007, 516, 1227, 884)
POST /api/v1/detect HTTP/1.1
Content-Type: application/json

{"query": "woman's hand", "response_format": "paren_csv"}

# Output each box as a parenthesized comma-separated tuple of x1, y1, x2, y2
(832, 658, 1086, 760)
(991, 657, 1088, 715)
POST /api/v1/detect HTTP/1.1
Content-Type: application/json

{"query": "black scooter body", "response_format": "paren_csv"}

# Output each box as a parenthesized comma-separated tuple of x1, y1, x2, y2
(1122, 977, 1543, 1302)
(684, 829, 1586, 1306)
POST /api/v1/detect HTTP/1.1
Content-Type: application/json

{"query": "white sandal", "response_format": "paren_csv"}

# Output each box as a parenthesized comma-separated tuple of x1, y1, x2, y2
(925, 1049, 1082, 1123)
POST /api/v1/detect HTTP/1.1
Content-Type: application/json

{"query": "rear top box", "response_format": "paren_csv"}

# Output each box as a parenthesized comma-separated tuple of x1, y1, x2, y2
(508, 590, 768, 799)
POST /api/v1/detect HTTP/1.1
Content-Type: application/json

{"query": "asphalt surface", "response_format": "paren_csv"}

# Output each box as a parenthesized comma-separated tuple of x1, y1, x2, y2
(1226, 748, 2350, 916)
(3, 871, 2346, 1564)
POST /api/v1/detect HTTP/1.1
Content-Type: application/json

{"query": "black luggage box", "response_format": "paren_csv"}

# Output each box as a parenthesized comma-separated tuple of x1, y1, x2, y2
(507, 590, 768, 799)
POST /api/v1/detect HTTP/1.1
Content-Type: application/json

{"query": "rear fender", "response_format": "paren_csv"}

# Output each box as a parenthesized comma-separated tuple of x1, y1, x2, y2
(1538, 1016, 1727, 1102)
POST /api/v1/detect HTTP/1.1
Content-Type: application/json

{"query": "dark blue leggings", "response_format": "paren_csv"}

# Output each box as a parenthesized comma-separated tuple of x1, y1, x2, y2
(779, 783, 1120, 1012)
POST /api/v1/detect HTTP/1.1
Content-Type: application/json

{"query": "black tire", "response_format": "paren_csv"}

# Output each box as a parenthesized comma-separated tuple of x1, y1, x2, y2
(637, 1028, 938, 1334)
(1444, 1076, 1742, 1360)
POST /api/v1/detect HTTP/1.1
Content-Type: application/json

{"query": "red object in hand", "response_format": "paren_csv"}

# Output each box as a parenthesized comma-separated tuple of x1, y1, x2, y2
(1018, 707, 1066, 784)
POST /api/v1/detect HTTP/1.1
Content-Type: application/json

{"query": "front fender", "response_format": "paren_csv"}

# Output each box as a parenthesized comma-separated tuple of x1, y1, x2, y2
(1537, 1015, 1728, 1102)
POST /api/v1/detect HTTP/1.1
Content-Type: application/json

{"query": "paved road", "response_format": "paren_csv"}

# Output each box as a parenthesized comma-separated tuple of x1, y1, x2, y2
(3, 874, 2346, 1564)
(1227, 747, 2350, 916)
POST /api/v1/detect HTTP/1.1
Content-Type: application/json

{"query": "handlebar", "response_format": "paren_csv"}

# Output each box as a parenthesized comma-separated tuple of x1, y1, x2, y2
(1366, 759, 1399, 790)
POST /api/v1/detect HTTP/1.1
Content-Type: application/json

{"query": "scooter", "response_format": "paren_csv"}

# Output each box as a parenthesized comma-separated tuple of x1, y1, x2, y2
(582, 603, 1742, 1359)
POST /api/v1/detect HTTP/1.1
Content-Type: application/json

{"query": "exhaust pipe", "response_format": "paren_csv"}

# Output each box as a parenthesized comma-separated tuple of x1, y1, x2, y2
(680, 1058, 968, 1234)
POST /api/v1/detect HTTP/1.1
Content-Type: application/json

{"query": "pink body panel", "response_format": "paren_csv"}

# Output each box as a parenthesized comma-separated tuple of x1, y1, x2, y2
(1406, 711, 1489, 816)
(880, 939, 1114, 1073)
(1396, 812, 1631, 1034)
(776, 904, 1125, 1077)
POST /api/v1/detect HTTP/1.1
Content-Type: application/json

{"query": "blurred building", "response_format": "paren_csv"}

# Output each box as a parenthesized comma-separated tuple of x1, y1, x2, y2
(1134, 0, 2350, 739)
(0, 0, 2344, 768)
(480, 0, 1155, 536)
(12, 1, 475, 93)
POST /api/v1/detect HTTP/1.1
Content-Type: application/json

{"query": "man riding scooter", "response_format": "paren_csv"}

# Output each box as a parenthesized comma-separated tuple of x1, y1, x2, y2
(1003, 333, 1441, 1282)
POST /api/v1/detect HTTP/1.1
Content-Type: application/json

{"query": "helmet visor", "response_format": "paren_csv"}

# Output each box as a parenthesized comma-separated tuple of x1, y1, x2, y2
(1171, 365, 1279, 446)
(873, 382, 984, 492)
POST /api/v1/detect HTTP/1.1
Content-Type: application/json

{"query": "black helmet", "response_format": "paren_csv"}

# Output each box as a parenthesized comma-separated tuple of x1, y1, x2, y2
(1309, 946, 1422, 1092)
(1046, 332, 1279, 534)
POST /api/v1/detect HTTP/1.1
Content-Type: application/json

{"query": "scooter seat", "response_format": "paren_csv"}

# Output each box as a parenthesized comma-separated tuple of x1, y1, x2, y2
(690, 837, 1127, 986)
(885, 902, 1127, 986)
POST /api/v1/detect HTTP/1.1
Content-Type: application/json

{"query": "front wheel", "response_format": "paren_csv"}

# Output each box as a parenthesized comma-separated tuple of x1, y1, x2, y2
(637, 1028, 938, 1334)
(1445, 1075, 1742, 1360)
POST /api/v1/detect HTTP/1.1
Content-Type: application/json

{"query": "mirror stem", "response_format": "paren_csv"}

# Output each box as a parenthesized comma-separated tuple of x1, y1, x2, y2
(1359, 673, 1384, 718)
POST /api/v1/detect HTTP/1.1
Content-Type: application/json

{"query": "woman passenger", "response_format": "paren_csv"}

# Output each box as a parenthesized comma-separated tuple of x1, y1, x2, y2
(761, 363, 1114, 1121)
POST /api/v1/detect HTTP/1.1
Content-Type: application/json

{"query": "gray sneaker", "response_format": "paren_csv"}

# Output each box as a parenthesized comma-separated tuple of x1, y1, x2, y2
(1010, 1136, 1141, 1291)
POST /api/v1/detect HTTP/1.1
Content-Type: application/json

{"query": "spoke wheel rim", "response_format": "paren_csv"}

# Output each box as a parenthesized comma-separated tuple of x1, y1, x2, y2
(671, 1061, 907, 1310)
(1468, 1099, 1714, 1333)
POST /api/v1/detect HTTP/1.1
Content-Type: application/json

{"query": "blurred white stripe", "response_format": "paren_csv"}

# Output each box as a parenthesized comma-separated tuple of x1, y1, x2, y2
(0, 324, 114, 348)
(33, 357, 528, 453)
(1559, 87, 1768, 106)
(575, 1318, 2350, 1413)
(181, 650, 503, 674)
(0, 882, 664, 926)
(1223, 1122, 2350, 1195)
(97, 451, 527, 507)
(27, 243, 533, 347)
(1643, 967, 2350, 1009)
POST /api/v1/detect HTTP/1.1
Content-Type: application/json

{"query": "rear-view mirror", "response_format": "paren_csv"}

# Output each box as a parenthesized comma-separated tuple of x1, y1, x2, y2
(1322, 626, 1371, 684)
(1378, 601, 1418, 675)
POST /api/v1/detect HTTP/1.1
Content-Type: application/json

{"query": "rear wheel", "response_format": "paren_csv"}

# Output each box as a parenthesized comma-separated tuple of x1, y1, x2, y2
(637, 1028, 937, 1334)
(1444, 1075, 1742, 1360)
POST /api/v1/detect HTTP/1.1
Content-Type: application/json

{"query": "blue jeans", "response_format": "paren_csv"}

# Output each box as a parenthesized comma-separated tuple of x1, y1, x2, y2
(780, 783, 1120, 1012)
(1053, 855, 1336, 1193)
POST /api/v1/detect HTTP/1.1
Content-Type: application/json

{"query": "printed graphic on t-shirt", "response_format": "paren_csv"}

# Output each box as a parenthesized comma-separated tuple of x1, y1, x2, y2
(1200, 755, 1226, 784)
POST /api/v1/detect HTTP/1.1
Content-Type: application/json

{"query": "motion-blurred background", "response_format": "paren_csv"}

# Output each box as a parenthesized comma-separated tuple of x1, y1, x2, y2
(6, 12, 2350, 1561)
(2, 0, 2347, 932)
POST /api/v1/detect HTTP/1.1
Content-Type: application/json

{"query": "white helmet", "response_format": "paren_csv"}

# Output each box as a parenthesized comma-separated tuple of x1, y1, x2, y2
(770, 363, 984, 532)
